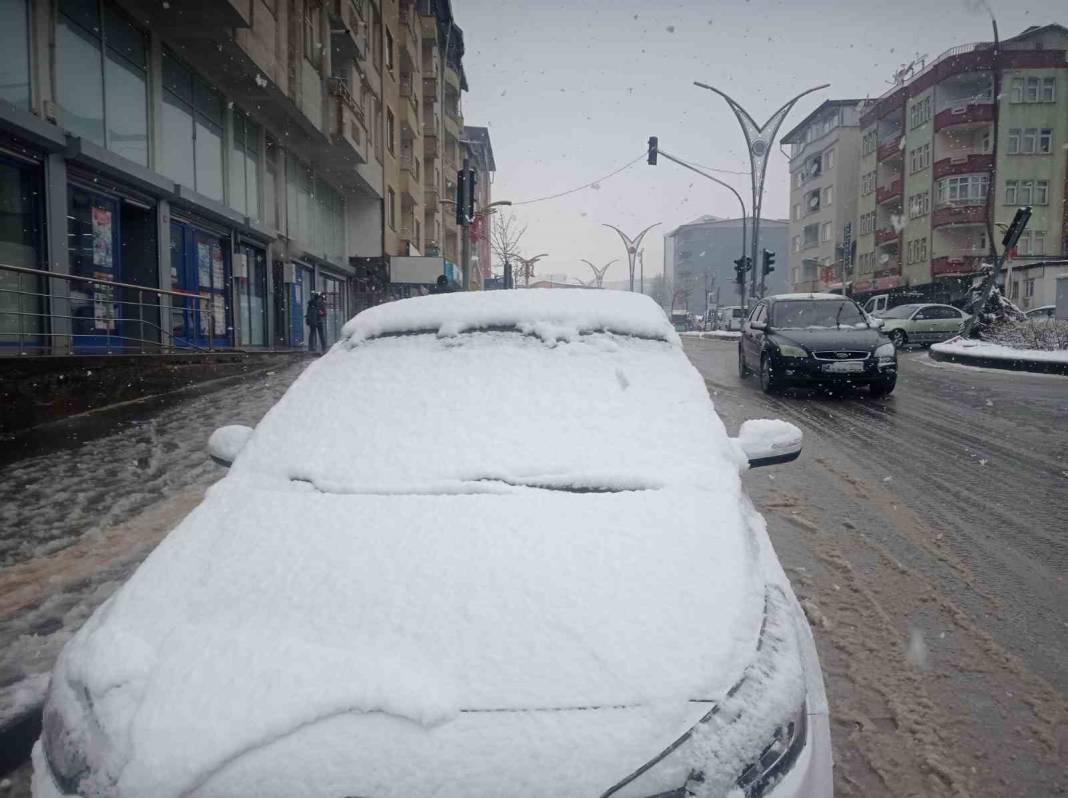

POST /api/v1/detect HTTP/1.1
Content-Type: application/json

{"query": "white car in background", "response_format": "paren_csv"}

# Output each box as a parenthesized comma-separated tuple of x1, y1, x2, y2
(33, 290, 832, 798)
(874, 303, 969, 348)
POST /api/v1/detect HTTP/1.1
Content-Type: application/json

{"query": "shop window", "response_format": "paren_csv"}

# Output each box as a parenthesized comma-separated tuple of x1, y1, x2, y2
(0, 157, 45, 348)
(236, 245, 267, 346)
(56, 0, 148, 165)
(263, 135, 279, 230)
(160, 50, 225, 200)
(0, 0, 31, 109)
(230, 111, 262, 220)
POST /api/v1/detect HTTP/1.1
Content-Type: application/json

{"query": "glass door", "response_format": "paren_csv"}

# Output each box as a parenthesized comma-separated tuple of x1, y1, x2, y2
(235, 243, 267, 346)
(169, 221, 232, 348)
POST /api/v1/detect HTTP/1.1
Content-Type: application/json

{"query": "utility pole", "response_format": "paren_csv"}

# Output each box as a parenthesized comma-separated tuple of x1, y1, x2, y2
(962, 206, 1031, 337)
(693, 82, 828, 299)
(639, 249, 644, 294)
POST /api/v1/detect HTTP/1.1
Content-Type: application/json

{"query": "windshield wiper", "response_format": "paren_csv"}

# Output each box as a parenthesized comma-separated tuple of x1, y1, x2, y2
(835, 303, 844, 329)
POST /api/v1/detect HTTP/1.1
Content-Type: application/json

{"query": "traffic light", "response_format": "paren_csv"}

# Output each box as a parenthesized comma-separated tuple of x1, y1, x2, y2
(455, 168, 477, 226)
(734, 256, 750, 285)
(647, 136, 658, 165)
(762, 249, 776, 276)
(1001, 206, 1032, 250)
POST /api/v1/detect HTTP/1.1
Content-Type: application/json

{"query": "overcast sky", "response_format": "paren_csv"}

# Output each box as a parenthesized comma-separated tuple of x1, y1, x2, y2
(455, 0, 1064, 285)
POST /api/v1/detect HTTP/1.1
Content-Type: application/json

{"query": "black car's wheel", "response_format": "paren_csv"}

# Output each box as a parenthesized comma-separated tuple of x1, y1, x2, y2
(890, 329, 907, 349)
(738, 346, 750, 378)
(870, 376, 897, 397)
(759, 353, 780, 394)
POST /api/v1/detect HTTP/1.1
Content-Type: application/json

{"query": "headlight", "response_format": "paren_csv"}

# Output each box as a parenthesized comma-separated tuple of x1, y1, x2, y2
(875, 342, 895, 357)
(601, 587, 809, 798)
(776, 344, 807, 359)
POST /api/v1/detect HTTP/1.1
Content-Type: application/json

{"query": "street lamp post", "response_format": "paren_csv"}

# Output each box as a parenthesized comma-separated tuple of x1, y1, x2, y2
(694, 82, 828, 299)
(580, 259, 618, 289)
(603, 223, 660, 292)
(514, 253, 549, 287)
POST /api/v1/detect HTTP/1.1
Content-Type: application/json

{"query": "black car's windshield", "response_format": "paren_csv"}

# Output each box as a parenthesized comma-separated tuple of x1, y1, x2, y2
(878, 304, 922, 319)
(772, 300, 868, 329)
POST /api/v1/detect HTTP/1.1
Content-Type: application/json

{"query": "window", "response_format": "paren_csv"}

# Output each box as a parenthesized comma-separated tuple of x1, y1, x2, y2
(909, 96, 930, 129)
(861, 171, 875, 195)
(371, 7, 382, 70)
(385, 27, 395, 72)
(802, 223, 819, 247)
(906, 237, 928, 265)
(936, 174, 988, 205)
(1024, 278, 1036, 298)
(0, 0, 31, 108)
(792, 235, 801, 253)
(1011, 76, 1056, 103)
(821, 222, 832, 243)
(229, 111, 262, 220)
(805, 189, 820, 214)
(1007, 128, 1053, 155)
(161, 51, 224, 199)
(793, 203, 800, 221)
(56, 0, 149, 166)
(862, 129, 877, 155)
(824, 148, 835, 169)
(1016, 231, 1046, 256)
(909, 143, 930, 174)
(386, 108, 395, 155)
(823, 186, 833, 206)
(1010, 281, 1019, 299)
(1005, 179, 1049, 206)
(908, 191, 930, 219)
(859, 211, 876, 235)
(374, 100, 384, 162)
(387, 186, 396, 230)
(304, 1, 321, 70)
(414, 218, 421, 248)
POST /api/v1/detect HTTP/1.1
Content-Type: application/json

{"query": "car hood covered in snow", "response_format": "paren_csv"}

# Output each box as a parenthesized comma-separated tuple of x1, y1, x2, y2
(44, 480, 768, 798)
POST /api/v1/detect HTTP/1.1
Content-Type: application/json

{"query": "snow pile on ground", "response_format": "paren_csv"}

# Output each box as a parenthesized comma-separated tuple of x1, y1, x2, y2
(984, 319, 1068, 351)
(932, 336, 1068, 364)
(341, 289, 679, 345)
(735, 419, 803, 462)
(233, 330, 739, 492)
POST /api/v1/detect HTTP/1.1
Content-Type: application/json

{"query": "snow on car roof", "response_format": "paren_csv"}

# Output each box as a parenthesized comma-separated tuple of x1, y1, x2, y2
(766, 293, 850, 301)
(341, 288, 678, 344)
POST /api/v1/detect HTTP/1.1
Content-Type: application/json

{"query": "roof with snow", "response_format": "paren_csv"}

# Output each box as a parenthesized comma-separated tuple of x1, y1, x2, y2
(341, 289, 677, 343)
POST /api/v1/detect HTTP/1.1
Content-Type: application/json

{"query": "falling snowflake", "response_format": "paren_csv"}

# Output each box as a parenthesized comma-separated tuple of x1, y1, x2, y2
(254, 73, 268, 88)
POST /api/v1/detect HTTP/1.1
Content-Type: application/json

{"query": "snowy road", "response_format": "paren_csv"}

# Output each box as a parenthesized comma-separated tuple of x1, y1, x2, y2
(685, 338, 1068, 797)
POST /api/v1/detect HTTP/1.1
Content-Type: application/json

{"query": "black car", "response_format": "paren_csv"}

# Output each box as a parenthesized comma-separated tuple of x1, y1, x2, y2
(738, 294, 897, 396)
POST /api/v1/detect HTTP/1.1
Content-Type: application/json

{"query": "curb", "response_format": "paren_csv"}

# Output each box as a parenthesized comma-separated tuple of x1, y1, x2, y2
(0, 705, 41, 776)
(928, 347, 1068, 376)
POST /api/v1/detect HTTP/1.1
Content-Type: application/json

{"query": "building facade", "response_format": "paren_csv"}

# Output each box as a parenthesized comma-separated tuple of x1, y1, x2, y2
(0, 0, 480, 356)
(851, 25, 1068, 305)
(462, 125, 496, 282)
(781, 99, 866, 293)
(663, 216, 789, 315)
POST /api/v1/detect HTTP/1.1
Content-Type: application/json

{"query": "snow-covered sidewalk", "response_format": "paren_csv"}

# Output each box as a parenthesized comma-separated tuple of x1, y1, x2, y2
(929, 336, 1068, 375)
(681, 330, 743, 341)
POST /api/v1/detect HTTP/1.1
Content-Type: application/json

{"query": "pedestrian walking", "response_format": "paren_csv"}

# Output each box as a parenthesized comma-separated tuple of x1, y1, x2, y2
(306, 291, 327, 352)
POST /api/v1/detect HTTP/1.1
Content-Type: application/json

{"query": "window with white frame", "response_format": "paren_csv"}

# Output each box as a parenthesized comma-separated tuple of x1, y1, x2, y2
(1024, 278, 1036, 297)
(906, 237, 928, 265)
(1010, 76, 1056, 104)
(1016, 230, 1046, 256)
(909, 143, 930, 174)
(937, 174, 988, 205)
(821, 222, 832, 242)
(792, 235, 801, 253)
(1007, 128, 1053, 155)
(909, 96, 931, 129)
(859, 211, 876, 235)
(861, 171, 875, 195)
(908, 191, 930, 219)
(862, 129, 877, 155)
(823, 186, 833, 206)
(825, 148, 835, 169)
(1005, 179, 1049, 206)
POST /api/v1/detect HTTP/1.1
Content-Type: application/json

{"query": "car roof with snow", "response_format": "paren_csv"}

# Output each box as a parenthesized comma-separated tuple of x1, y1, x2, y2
(765, 293, 850, 302)
(341, 288, 678, 344)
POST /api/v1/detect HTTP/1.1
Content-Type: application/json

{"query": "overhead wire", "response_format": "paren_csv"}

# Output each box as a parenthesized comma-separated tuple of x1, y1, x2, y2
(510, 152, 647, 206)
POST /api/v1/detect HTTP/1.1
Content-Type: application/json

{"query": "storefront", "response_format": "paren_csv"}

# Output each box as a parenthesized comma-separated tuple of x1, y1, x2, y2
(0, 148, 46, 351)
(234, 241, 267, 347)
(168, 215, 231, 349)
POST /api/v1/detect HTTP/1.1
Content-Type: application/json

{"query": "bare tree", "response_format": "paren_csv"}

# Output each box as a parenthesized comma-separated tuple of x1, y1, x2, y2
(489, 211, 527, 277)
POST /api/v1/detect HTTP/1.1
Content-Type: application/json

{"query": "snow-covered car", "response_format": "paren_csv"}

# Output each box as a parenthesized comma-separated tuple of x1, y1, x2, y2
(1024, 305, 1056, 321)
(32, 290, 832, 798)
(873, 303, 969, 348)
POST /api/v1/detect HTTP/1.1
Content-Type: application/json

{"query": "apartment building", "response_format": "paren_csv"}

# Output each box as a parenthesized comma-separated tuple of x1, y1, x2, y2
(0, 0, 477, 356)
(781, 100, 867, 293)
(463, 125, 497, 282)
(663, 216, 789, 315)
(852, 24, 1068, 305)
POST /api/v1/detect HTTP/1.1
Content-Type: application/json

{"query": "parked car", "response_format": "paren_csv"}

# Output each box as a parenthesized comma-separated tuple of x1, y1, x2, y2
(33, 290, 832, 798)
(718, 305, 746, 331)
(1024, 305, 1056, 321)
(739, 293, 897, 395)
(670, 310, 693, 331)
(873, 303, 969, 348)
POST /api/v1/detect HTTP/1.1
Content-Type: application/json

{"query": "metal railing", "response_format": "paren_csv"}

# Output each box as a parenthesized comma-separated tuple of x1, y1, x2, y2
(0, 262, 225, 357)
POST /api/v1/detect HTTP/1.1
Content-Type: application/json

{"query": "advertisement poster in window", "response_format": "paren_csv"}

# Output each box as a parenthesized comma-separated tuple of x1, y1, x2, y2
(211, 245, 225, 288)
(92, 271, 116, 331)
(91, 207, 113, 271)
(198, 242, 211, 288)
(198, 292, 211, 334)
(212, 294, 226, 335)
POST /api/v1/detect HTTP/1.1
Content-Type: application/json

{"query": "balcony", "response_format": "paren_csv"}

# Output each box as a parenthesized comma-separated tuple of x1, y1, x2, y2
(424, 185, 440, 209)
(399, 6, 419, 52)
(874, 262, 901, 278)
(876, 180, 902, 205)
(932, 203, 987, 228)
(326, 80, 368, 165)
(875, 227, 899, 246)
(931, 255, 984, 276)
(932, 153, 994, 180)
(423, 130, 439, 158)
(934, 102, 994, 132)
(444, 109, 461, 138)
(423, 109, 440, 139)
(419, 13, 438, 42)
(445, 63, 461, 91)
(328, 0, 366, 61)
(876, 135, 904, 163)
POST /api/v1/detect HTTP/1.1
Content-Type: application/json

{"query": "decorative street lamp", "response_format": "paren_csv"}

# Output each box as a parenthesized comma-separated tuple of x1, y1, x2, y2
(514, 252, 549, 287)
(694, 82, 828, 298)
(580, 259, 618, 289)
(603, 223, 660, 292)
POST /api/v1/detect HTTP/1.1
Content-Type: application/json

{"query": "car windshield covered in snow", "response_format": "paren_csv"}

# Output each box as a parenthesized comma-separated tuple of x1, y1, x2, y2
(771, 299, 868, 329)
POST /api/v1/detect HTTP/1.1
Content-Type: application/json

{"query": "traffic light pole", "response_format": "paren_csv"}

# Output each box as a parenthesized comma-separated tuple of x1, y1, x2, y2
(460, 157, 472, 290)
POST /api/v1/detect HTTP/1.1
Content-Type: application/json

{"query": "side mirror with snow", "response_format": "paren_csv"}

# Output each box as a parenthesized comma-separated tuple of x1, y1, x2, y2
(733, 419, 803, 469)
(208, 425, 254, 467)
(869, 316, 885, 329)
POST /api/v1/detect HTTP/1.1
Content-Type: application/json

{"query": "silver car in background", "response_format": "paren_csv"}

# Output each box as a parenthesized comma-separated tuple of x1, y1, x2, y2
(874, 303, 969, 348)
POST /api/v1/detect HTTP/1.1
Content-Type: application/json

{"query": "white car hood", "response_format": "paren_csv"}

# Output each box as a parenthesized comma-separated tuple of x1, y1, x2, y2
(47, 479, 765, 798)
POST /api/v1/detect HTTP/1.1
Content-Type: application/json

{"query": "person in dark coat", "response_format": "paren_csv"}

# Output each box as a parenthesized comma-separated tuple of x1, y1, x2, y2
(306, 291, 327, 352)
